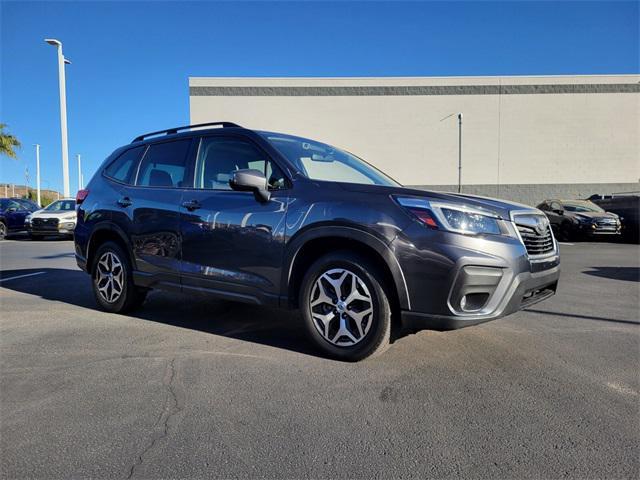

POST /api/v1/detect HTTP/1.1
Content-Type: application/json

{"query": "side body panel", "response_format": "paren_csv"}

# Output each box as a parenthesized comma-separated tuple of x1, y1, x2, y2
(112, 184, 184, 289)
(179, 190, 289, 305)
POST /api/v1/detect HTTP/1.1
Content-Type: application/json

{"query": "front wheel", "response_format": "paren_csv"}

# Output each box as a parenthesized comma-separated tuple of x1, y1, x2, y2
(559, 222, 573, 241)
(92, 241, 147, 313)
(300, 251, 392, 361)
(0, 222, 6, 241)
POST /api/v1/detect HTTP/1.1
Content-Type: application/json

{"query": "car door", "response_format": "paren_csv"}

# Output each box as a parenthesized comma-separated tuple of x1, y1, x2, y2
(179, 134, 289, 305)
(113, 138, 193, 290)
(5, 200, 28, 230)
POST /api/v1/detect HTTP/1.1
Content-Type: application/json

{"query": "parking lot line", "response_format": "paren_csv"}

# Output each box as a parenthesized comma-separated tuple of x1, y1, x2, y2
(0, 272, 46, 283)
(558, 242, 575, 245)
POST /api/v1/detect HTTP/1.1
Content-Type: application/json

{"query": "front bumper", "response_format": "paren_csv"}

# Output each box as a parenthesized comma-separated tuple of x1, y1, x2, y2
(574, 221, 621, 236)
(392, 223, 560, 331)
(26, 220, 76, 235)
(401, 260, 559, 330)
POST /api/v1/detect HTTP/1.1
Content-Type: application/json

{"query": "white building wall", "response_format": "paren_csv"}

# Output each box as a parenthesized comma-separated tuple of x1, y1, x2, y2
(189, 75, 640, 203)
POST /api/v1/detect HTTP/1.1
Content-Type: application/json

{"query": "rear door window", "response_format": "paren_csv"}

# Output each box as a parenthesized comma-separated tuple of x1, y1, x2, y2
(136, 140, 191, 188)
(104, 146, 146, 184)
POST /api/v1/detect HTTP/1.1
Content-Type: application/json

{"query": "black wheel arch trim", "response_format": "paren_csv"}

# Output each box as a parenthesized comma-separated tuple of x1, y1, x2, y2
(86, 222, 136, 272)
(282, 225, 410, 310)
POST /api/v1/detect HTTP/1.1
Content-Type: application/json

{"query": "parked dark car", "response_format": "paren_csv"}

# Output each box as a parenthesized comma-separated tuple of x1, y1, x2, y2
(0, 198, 40, 240)
(589, 194, 639, 243)
(74, 122, 560, 360)
(536, 199, 622, 241)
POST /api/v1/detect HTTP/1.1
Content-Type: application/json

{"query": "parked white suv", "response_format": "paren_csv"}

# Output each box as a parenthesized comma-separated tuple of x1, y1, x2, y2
(26, 199, 77, 240)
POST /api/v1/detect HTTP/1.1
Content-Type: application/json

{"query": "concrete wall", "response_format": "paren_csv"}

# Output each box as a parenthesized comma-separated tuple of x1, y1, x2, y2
(189, 75, 640, 205)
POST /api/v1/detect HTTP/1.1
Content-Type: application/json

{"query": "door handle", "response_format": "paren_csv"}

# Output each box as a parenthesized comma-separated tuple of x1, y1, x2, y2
(117, 197, 132, 208)
(182, 199, 201, 211)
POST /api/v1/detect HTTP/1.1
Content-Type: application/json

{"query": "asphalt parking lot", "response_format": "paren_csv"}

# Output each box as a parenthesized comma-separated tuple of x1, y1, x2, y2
(1, 238, 638, 479)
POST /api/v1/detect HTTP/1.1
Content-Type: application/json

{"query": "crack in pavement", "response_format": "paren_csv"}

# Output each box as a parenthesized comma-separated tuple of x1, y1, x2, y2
(127, 357, 182, 479)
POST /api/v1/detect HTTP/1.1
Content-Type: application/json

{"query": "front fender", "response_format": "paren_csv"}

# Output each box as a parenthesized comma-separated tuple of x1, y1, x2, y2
(282, 225, 410, 310)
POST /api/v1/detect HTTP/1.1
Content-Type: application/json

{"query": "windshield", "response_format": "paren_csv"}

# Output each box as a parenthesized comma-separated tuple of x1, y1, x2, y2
(259, 132, 400, 187)
(44, 200, 76, 212)
(562, 201, 604, 213)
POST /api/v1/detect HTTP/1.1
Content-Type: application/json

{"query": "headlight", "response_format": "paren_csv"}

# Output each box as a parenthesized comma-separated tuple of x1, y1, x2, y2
(394, 197, 504, 236)
(61, 214, 76, 220)
(25, 214, 32, 223)
(437, 206, 502, 234)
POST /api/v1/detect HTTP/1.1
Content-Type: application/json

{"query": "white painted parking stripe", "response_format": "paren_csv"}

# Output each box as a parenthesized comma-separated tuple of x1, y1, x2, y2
(558, 242, 575, 245)
(0, 272, 46, 283)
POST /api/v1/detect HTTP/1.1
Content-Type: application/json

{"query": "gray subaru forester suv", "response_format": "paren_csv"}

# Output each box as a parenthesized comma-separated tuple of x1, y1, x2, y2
(75, 122, 560, 361)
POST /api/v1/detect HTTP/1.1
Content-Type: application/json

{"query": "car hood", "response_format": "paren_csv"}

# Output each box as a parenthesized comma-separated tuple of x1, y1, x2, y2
(31, 210, 77, 219)
(566, 211, 618, 219)
(337, 183, 538, 219)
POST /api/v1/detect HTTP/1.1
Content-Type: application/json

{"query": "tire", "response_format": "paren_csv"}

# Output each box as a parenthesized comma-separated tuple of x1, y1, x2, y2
(559, 222, 573, 241)
(300, 251, 392, 361)
(0, 222, 6, 241)
(91, 241, 147, 313)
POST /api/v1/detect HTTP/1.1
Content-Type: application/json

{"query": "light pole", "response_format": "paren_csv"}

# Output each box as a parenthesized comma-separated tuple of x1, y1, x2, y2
(439, 112, 464, 193)
(45, 38, 72, 198)
(77, 154, 82, 191)
(34, 144, 41, 206)
(457, 113, 463, 193)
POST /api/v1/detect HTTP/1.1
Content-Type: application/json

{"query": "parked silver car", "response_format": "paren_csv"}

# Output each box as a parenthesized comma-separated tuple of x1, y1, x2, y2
(26, 199, 77, 239)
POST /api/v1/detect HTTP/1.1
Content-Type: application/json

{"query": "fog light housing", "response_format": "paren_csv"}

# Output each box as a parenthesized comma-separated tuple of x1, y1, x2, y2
(449, 266, 503, 315)
(460, 292, 491, 312)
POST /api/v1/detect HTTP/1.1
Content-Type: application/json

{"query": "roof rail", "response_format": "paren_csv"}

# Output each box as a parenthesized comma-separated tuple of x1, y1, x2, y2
(132, 121, 242, 143)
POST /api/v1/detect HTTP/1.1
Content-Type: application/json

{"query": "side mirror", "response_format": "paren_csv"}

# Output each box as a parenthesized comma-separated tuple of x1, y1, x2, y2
(7, 207, 17, 213)
(229, 169, 271, 203)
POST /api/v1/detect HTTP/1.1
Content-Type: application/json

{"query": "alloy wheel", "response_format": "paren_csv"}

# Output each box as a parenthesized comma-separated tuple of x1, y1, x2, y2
(309, 268, 374, 346)
(95, 251, 124, 303)
(0, 223, 6, 239)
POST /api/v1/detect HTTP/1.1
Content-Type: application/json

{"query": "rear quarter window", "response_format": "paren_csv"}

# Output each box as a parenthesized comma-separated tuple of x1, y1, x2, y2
(104, 146, 146, 184)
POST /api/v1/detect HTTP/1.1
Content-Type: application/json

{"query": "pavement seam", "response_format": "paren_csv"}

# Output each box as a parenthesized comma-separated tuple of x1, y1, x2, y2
(127, 357, 183, 479)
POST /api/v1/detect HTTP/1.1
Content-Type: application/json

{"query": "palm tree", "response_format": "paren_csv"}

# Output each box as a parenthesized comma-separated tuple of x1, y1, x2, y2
(0, 123, 21, 159)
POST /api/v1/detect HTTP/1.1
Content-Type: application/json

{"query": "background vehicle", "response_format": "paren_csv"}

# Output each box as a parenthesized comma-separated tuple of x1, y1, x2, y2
(0, 198, 39, 240)
(74, 122, 560, 361)
(26, 198, 77, 240)
(536, 199, 621, 241)
(589, 194, 639, 243)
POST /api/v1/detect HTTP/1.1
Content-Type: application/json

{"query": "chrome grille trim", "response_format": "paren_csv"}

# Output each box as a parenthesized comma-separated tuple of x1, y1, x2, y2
(510, 210, 557, 258)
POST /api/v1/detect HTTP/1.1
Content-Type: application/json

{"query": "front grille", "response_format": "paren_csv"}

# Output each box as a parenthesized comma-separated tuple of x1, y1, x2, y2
(595, 218, 618, 230)
(513, 214, 555, 256)
(32, 218, 59, 231)
(517, 225, 554, 255)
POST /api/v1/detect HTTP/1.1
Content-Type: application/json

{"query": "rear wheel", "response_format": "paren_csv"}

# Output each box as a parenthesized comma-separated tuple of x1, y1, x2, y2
(300, 251, 392, 361)
(0, 222, 6, 241)
(92, 241, 147, 313)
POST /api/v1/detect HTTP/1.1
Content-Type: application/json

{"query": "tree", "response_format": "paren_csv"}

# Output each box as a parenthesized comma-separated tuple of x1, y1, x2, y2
(0, 123, 21, 159)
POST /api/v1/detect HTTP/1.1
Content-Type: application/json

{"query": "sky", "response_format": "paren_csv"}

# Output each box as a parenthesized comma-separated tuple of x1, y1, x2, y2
(1, 0, 638, 196)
